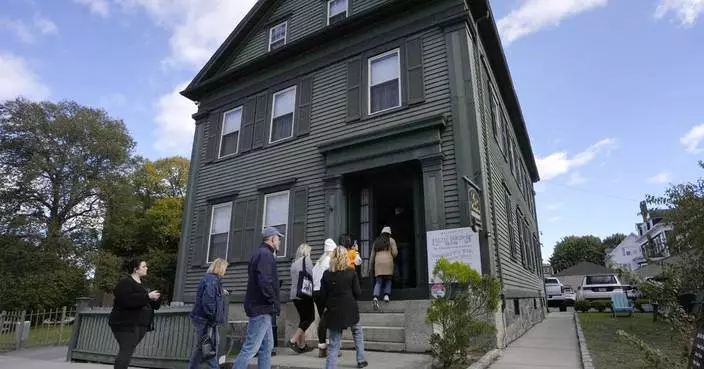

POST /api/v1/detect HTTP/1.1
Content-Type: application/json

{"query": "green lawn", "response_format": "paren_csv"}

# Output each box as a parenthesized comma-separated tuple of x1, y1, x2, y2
(0, 325, 73, 351)
(578, 313, 689, 369)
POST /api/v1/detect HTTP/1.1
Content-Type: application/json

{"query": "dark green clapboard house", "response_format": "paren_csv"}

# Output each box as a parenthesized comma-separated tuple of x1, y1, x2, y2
(174, 0, 545, 351)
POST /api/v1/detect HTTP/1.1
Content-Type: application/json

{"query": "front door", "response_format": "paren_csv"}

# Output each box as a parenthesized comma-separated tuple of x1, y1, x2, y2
(345, 161, 428, 300)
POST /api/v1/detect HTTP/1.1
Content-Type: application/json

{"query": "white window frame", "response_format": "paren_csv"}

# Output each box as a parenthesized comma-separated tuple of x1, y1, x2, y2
(206, 202, 232, 263)
(219, 106, 243, 158)
(262, 191, 290, 257)
(268, 21, 288, 51)
(327, 0, 349, 25)
(367, 48, 402, 115)
(269, 86, 297, 144)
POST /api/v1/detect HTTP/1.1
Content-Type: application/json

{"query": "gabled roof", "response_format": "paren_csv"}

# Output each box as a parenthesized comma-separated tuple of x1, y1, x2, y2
(607, 233, 639, 256)
(555, 261, 613, 276)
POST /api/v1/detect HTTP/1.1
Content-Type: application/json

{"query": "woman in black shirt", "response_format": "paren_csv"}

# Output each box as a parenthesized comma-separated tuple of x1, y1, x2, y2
(108, 259, 161, 369)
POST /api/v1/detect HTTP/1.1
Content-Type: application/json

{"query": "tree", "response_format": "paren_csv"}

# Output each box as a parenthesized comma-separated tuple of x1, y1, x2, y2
(549, 235, 605, 273)
(0, 98, 135, 252)
(602, 233, 627, 251)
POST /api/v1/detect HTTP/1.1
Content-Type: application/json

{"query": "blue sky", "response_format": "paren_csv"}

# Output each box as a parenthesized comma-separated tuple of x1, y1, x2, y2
(1, 0, 703, 261)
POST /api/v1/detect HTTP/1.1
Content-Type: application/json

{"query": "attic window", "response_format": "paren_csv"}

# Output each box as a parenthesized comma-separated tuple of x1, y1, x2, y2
(269, 21, 287, 51)
(328, 0, 348, 25)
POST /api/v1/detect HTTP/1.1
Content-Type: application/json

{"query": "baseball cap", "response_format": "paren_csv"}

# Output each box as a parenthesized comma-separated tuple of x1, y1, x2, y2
(262, 226, 284, 239)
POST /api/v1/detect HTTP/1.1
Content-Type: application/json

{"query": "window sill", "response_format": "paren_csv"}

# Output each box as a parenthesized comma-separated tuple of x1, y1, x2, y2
(347, 101, 424, 123)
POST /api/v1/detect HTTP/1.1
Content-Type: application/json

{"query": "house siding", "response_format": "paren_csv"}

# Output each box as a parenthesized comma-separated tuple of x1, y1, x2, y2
(183, 27, 452, 300)
(229, 0, 392, 71)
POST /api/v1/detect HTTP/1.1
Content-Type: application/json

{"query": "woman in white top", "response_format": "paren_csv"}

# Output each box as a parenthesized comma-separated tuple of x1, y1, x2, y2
(312, 238, 337, 358)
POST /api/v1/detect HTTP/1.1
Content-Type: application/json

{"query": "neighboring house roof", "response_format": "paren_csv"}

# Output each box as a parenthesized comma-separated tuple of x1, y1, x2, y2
(555, 261, 613, 276)
(179, 0, 540, 181)
(607, 233, 640, 258)
(636, 254, 683, 278)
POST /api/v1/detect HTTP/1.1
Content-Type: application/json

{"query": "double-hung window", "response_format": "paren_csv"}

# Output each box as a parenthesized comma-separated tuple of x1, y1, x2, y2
(490, 86, 503, 152)
(327, 0, 348, 25)
(207, 203, 232, 262)
(269, 21, 287, 51)
(270, 86, 296, 143)
(219, 107, 242, 157)
(263, 191, 290, 256)
(368, 49, 401, 115)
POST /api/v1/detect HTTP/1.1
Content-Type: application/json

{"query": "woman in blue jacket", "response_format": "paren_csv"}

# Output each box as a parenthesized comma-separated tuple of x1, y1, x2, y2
(188, 258, 229, 369)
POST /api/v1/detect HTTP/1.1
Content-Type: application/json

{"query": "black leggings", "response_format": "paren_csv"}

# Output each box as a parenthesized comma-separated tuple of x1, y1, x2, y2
(112, 326, 146, 369)
(313, 292, 327, 344)
(293, 298, 315, 331)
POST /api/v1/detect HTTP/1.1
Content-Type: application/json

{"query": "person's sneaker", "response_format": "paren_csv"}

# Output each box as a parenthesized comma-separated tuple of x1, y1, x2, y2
(357, 361, 369, 368)
(287, 340, 304, 354)
(318, 347, 327, 358)
(372, 297, 380, 311)
(384, 294, 390, 302)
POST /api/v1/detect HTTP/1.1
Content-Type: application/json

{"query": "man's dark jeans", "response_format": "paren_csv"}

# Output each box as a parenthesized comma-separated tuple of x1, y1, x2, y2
(111, 326, 147, 369)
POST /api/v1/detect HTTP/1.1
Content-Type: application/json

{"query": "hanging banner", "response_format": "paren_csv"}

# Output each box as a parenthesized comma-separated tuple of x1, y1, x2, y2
(426, 227, 481, 283)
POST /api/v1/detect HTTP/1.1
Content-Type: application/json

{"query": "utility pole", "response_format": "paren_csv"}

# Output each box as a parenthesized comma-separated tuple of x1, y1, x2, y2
(639, 201, 656, 258)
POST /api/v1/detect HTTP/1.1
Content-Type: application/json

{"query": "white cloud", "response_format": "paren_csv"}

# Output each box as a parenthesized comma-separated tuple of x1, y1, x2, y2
(648, 172, 672, 183)
(548, 216, 562, 222)
(655, 0, 704, 26)
(535, 138, 616, 181)
(567, 172, 587, 185)
(497, 0, 608, 45)
(33, 15, 58, 35)
(0, 52, 50, 101)
(545, 203, 563, 211)
(115, 0, 258, 70)
(74, 0, 111, 18)
(681, 124, 704, 154)
(153, 82, 197, 153)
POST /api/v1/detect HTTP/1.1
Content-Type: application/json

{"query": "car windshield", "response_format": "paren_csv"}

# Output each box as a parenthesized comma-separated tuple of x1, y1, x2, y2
(585, 275, 617, 285)
(545, 278, 558, 284)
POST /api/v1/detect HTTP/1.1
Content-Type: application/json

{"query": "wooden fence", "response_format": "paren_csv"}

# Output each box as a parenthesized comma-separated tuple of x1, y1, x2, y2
(0, 307, 76, 352)
(67, 302, 230, 368)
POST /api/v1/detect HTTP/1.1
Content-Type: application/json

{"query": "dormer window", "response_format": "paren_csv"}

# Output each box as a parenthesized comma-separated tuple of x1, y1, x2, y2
(328, 0, 348, 25)
(269, 21, 287, 51)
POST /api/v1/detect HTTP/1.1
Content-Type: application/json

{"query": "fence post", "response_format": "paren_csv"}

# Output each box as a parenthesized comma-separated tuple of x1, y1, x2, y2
(59, 306, 67, 345)
(15, 310, 26, 350)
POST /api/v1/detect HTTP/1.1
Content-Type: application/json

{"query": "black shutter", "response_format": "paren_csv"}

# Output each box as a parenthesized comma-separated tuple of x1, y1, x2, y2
(296, 76, 312, 136)
(192, 207, 208, 267)
(288, 187, 308, 259)
(346, 57, 362, 121)
(206, 117, 222, 162)
(252, 93, 269, 149)
(242, 196, 261, 261)
(229, 198, 247, 263)
(405, 36, 424, 105)
(239, 97, 256, 153)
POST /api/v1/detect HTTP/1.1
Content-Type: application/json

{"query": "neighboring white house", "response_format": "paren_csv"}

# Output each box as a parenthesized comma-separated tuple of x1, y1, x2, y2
(542, 264, 554, 277)
(606, 233, 644, 271)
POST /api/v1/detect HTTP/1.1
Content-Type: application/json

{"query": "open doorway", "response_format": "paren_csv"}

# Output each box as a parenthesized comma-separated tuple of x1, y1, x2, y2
(345, 161, 426, 300)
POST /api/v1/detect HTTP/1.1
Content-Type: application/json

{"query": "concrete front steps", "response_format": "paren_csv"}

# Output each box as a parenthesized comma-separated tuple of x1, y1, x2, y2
(341, 300, 408, 352)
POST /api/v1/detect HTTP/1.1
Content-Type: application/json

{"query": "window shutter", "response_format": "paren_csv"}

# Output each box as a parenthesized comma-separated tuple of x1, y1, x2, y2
(288, 187, 308, 259)
(242, 196, 261, 261)
(346, 57, 362, 121)
(192, 207, 208, 267)
(252, 93, 269, 149)
(296, 76, 312, 136)
(229, 198, 248, 263)
(405, 36, 424, 105)
(206, 118, 222, 162)
(239, 97, 257, 153)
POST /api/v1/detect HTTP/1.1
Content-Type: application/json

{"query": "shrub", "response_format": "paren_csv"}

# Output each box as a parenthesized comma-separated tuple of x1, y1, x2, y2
(592, 300, 608, 312)
(426, 258, 501, 369)
(634, 299, 649, 312)
(575, 300, 591, 312)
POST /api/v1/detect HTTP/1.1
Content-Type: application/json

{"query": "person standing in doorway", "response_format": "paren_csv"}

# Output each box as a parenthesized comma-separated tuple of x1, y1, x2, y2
(109, 259, 161, 369)
(370, 226, 398, 309)
(320, 246, 368, 369)
(287, 243, 315, 353)
(230, 227, 283, 369)
(312, 238, 337, 357)
(188, 258, 229, 369)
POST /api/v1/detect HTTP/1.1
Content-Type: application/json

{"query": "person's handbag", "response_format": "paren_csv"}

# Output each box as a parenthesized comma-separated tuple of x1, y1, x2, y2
(296, 257, 314, 299)
(199, 326, 217, 361)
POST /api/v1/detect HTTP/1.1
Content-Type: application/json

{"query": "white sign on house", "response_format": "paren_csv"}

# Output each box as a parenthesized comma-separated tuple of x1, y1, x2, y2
(426, 227, 481, 283)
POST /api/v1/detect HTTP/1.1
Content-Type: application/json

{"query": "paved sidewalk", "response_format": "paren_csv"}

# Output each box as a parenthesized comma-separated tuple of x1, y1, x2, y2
(489, 311, 581, 369)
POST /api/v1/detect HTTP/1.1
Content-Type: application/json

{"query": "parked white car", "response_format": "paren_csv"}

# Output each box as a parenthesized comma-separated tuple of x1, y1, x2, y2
(577, 274, 623, 300)
(544, 277, 567, 311)
(563, 286, 576, 306)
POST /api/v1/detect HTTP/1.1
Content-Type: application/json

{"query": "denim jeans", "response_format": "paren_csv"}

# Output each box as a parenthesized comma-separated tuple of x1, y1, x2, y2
(326, 323, 366, 369)
(230, 314, 274, 369)
(188, 322, 218, 369)
(373, 275, 392, 298)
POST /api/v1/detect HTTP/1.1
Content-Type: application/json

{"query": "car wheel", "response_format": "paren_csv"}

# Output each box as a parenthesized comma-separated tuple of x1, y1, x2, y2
(559, 305, 567, 312)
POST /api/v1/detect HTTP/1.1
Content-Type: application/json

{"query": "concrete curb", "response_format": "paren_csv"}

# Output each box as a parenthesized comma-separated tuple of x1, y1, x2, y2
(574, 313, 595, 369)
(466, 348, 502, 369)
